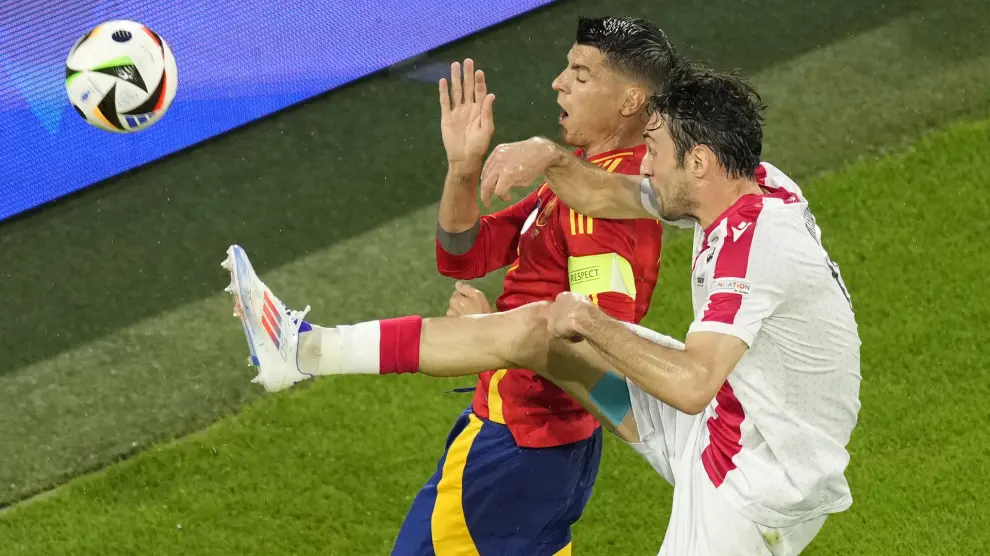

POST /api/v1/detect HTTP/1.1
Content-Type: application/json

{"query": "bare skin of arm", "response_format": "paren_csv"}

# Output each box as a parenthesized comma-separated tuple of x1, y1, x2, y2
(439, 162, 483, 234)
(416, 302, 643, 442)
(437, 59, 495, 237)
(547, 292, 748, 415)
(480, 137, 653, 220)
(415, 288, 747, 443)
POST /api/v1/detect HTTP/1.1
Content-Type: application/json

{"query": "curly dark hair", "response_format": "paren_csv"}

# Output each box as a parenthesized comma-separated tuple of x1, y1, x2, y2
(646, 63, 766, 179)
(576, 16, 679, 91)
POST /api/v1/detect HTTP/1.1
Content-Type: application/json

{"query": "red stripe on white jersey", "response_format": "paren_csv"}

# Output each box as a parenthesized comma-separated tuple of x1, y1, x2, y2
(755, 163, 767, 186)
(701, 201, 764, 325)
(703, 381, 746, 487)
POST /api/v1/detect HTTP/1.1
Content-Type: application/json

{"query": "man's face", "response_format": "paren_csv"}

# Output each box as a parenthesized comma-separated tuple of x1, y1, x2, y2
(551, 45, 627, 149)
(641, 115, 695, 221)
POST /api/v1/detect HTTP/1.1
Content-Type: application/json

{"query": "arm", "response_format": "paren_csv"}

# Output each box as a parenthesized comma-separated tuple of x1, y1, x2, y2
(435, 58, 497, 251)
(550, 212, 787, 414)
(544, 142, 656, 220)
(436, 190, 541, 279)
(480, 137, 656, 220)
(438, 161, 483, 235)
(568, 309, 747, 415)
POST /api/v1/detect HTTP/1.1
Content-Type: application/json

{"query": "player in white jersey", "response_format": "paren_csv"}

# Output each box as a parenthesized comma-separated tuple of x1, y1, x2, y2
(223, 63, 859, 555)
(476, 62, 862, 554)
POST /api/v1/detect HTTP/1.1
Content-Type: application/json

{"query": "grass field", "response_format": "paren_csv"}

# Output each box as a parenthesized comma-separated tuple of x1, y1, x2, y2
(1, 0, 989, 553)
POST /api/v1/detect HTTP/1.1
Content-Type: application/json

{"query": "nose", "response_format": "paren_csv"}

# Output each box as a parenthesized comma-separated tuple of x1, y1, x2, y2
(551, 71, 566, 93)
(640, 153, 652, 176)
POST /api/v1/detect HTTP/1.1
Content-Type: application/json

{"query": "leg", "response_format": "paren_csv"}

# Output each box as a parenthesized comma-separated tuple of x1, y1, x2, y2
(301, 304, 672, 442)
(223, 242, 531, 390)
(451, 415, 600, 556)
(417, 307, 549, 377)
(302, 302, 685, 446)
(392, 409, 475, 556)
(225, 240, 681, 440)
(420, 303, 645, 441)
(658, 413, 826, 556)
(394, 408, 600, 556)
(421, 314, 688, 447)
(526, 320, 688, 445)
(296, 304, 549, 379)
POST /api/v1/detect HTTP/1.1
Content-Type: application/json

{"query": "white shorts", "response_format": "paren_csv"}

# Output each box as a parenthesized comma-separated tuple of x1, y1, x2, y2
(619, 323, 827, 556)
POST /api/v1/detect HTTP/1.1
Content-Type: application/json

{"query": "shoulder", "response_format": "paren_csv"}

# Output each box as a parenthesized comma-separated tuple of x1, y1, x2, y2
(758, 162, 806, 200)
(712, 198, 807, 269)
(586, 146, 645, 175)
(732, 186, 807, 235)
(613, 145, 647, 175)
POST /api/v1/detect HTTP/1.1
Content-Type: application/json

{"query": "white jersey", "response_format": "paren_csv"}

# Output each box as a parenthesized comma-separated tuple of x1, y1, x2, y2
(659, 163, 862, 527)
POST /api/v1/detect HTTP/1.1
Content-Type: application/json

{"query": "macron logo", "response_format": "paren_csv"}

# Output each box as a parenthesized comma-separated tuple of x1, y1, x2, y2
(732, 221, 751, 242)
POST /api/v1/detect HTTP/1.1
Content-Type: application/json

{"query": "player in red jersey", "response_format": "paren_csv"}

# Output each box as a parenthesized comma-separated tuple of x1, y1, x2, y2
(434, 114, 659, 450)
(224, 17, 678, 555)
(390, 18, 676, 555)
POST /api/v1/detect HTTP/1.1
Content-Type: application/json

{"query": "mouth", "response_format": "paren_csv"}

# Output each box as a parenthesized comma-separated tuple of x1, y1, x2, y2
(559, 109, 569, 123)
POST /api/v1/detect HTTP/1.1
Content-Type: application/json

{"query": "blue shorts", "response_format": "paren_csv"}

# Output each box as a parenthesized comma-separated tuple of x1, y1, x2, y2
(392, 407, 603, 556)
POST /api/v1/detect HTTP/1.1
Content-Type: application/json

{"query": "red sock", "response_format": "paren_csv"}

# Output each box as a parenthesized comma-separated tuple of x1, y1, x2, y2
(378, 316, 423, 374)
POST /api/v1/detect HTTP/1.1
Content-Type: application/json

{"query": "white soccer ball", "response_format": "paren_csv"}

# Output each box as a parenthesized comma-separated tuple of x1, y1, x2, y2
(65, 20, 177, 133)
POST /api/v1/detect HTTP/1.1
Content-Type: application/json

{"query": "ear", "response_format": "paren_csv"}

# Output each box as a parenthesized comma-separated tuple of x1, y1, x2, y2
(689, 145, 717, 179)
(621, 86, 647, 117)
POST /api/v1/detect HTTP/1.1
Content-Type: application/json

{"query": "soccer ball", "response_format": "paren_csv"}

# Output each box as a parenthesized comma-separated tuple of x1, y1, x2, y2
(65, 20, 177, 133)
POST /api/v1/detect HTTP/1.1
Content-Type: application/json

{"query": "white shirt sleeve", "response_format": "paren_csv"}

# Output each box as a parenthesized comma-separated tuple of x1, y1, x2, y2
(688, 215, 790, 346)
(639, 178, 695, 228)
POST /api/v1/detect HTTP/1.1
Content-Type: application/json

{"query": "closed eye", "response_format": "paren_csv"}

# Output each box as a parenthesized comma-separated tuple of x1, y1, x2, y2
(570, 63, 591, 83)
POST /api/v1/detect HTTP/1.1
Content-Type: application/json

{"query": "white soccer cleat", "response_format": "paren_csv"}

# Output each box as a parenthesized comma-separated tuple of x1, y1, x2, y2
(222, 244, 313, 392)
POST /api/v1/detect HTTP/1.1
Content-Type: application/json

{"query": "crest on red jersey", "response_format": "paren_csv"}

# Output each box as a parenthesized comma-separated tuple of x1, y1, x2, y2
(536, 198, 557, 227)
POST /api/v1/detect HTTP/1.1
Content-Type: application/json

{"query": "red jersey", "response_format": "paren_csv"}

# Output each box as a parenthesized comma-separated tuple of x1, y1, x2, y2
(436, 145, 663, 448)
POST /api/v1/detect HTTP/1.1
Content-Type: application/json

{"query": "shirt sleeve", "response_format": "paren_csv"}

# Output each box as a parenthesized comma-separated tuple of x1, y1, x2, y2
(564, 211, 660, 323)
(687, 214, 789, 346)
(436, 188, 543, 280)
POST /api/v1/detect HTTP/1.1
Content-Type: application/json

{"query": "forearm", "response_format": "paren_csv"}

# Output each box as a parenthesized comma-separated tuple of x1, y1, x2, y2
(438, 161, 482, 235)
(436, 193, 526, 277)
(574, 310, 712, 414)
(540, 139, 652, 220)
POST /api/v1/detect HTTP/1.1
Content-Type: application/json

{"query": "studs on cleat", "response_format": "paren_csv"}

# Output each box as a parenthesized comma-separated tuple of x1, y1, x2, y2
(221, 248, 237, 271)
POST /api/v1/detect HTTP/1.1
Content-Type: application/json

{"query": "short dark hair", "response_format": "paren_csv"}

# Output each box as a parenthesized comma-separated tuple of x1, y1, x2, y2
(575, 16, 679, 91)
(646, 63, 766, 179)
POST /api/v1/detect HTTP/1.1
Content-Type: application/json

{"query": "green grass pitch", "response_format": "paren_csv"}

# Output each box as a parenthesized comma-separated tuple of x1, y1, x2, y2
(2, 116, 989, 555)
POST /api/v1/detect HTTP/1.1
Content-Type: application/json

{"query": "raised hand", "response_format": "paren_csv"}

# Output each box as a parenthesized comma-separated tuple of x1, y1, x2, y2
(439, 59, 496, 168)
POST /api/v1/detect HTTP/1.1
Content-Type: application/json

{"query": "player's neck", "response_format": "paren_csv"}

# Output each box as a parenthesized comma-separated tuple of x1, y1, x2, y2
(696, 177, 763, 230)
(580, 126, 645, 158)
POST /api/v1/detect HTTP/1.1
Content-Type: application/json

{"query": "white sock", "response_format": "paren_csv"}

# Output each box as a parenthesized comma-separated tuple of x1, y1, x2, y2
(298, 323, 381, 375)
